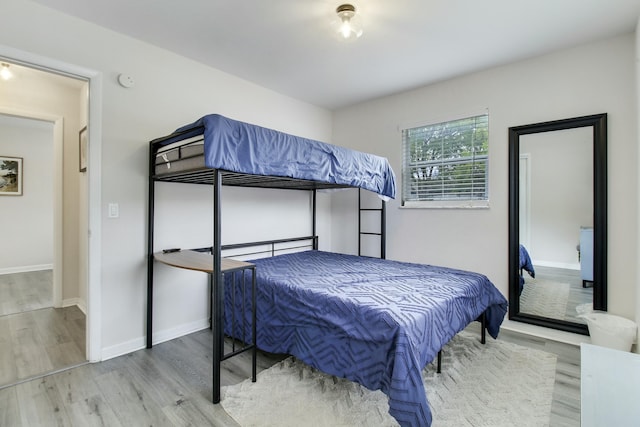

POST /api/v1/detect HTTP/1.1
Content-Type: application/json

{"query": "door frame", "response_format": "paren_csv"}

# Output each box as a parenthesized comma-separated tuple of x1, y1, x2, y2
(0, 45, 103, 362)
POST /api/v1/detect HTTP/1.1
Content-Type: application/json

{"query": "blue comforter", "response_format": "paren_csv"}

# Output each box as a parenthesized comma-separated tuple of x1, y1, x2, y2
(519, 244, 535, 292)
(224, 250, 508, 427)
(175, 114, 396, 199)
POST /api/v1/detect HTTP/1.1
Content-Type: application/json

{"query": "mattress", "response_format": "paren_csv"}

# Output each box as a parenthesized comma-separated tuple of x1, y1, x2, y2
(154, 114, 396, 199)
(224, 250, 508, 427)
(155, 136, 205, 174)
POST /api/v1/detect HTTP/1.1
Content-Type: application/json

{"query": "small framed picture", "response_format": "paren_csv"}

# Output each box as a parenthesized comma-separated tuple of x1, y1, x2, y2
(79, 126, 87, 172)
(0, 156, 23, 196)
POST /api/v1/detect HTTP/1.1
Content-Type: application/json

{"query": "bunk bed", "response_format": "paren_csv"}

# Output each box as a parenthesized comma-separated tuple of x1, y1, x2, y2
(146, 114, 508, 427)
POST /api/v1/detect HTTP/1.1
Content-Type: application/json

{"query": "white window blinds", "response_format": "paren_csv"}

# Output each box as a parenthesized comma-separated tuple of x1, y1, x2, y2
(402, 114, 489, 205)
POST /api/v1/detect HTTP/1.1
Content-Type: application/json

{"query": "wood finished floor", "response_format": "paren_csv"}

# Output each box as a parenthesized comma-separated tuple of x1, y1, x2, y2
(494, 327, 581, 427)
(0, 270, 53, 317)
(525, 265, 592, 324)
(0, 306, 86, 389)
(0, 324, 581, 427)
(0, 270, 86, 389)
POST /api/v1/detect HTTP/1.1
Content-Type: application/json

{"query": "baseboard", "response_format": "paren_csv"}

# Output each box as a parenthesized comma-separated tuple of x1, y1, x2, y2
(532, 260, 580, 271)
(0, 264, 53, 275)
(501, 319, 589, 346)
(62, 297, 87, 314)
(100, 318, 210, 362)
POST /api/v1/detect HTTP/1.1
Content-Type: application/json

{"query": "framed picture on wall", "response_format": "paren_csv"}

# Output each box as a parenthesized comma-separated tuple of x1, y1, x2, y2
(0, 156, 23, 196)
(79, 126, 87, 172)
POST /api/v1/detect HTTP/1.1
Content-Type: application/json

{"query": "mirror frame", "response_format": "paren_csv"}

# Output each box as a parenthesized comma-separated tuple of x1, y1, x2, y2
(508, 113, 607, 335)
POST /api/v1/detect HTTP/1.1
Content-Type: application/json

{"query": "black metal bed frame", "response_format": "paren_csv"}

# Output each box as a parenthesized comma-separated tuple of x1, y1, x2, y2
(146, 125, 387, 403)
(145, 124, 488, 403)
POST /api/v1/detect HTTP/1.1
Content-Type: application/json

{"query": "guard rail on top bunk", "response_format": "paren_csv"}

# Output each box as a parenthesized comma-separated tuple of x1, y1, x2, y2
(146, 126, 388, 403)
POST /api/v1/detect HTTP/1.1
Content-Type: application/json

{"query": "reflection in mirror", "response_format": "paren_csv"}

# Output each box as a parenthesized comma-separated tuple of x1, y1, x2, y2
(0, 112, 86, 388)
(509, 114, 607, 335)
(518, 127, 593, 324)
(0, 270, 86, 388)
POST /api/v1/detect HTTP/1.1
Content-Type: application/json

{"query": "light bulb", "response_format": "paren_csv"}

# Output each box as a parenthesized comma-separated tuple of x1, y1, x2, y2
(340, 20, 352, 38)
(0, 63, 12, 81)
(333, 4, 363, 40)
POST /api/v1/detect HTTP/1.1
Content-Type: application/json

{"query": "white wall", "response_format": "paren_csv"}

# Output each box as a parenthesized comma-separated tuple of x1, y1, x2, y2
(2, 1, 636, 356)
(0, 114, 53, 272)
(332, 34, 638, 326)
(0, 0, 334, 358)
(635, 17, 640, 351)
(521, 126, 593, 268)
(0, 68, 84, 303)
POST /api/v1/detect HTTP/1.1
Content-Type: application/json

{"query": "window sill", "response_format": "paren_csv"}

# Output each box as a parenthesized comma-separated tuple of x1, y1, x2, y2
(400, 200, 490, 209)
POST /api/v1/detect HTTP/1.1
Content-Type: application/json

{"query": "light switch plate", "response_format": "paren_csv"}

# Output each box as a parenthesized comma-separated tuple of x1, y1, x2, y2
(108, 203, 119, 218)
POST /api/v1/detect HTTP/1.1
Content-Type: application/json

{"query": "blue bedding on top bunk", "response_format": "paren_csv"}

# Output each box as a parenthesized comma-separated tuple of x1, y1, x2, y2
(224, 250, 508, 427)
(175, 114, 396, 199)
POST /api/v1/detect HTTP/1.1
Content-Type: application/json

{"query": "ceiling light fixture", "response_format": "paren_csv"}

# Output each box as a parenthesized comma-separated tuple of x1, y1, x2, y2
(334, 4, 363, 40)
(0, 63, 13, 81)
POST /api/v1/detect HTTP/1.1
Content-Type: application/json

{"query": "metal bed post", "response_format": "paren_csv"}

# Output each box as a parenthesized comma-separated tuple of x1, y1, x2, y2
(358, 190, 362, 256)
(146, 144, 156, 349)
(212, 169, 223, 403)
(208, 274, 213, 330)
(312, 189, 318, 250)
(381, 200, 386, 259)
(251, 265, 257, 381)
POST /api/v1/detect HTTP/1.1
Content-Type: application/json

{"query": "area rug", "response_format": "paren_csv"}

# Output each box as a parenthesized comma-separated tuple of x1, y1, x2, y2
(520, 278, 570, 320)
(221, 331, 557, 427)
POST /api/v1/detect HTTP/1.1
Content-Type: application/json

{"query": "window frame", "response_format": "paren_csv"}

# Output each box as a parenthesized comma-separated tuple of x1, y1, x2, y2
(400, 112, 490, 209)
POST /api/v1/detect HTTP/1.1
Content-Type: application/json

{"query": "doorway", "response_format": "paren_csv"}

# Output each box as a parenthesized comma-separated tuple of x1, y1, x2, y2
(0, 61, 90, 386)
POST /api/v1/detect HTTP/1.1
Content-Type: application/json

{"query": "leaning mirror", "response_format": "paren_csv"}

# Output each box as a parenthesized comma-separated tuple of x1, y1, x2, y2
(508, 114, 607, 335)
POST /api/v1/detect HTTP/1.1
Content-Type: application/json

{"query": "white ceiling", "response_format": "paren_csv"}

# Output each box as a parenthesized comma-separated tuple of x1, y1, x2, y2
(31, 0, 640, 110)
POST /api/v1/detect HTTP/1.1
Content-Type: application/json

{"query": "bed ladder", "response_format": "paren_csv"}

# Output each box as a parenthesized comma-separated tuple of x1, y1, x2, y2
(358, 189, 386, 259)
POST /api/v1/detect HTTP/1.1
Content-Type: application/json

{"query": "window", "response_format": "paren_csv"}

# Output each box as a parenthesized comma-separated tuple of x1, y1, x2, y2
(402, 113, 489, 207)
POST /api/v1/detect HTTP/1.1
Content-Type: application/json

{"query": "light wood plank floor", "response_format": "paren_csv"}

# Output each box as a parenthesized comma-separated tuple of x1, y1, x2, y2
(495, 327, 581, 427)
(0, 306, 86, 389)
(533, 265, 592, 324)
(0, 270, 86, 389)
(0, 270, 53, 317)
(0, 325, 580, 426)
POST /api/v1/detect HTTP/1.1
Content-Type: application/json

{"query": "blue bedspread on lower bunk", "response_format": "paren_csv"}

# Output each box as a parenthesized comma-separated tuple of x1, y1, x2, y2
(224, 250, 508, 427)
(519, 244, 535, 292)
